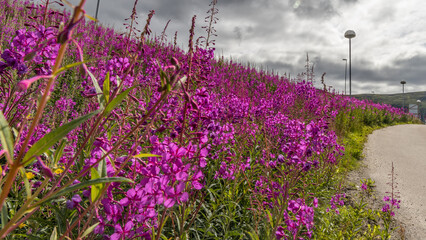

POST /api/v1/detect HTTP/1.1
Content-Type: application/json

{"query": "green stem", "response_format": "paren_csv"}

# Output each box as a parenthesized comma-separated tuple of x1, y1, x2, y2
(0, 179, 49, 238)
(0, 163, 20, 216)
(156, 210, 168, 240)
(0, 1, 86, 237)
(0, 41, 68, 210)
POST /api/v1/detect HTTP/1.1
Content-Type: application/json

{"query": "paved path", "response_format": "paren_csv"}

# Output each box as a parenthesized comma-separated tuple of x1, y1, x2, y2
(363, 124, 426, 239)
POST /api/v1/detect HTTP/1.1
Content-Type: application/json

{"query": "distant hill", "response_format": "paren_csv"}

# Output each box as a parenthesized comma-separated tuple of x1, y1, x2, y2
(353, 91, 426, 121)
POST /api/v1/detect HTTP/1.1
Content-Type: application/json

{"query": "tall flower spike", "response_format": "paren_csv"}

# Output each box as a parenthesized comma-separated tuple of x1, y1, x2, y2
(188, 15, 197, 55)
(138, 10, 155, 51)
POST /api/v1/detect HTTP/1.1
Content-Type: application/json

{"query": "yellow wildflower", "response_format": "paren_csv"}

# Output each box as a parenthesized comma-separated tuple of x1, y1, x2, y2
(26, 172, 35, 180)
(55, 168, 64, 175)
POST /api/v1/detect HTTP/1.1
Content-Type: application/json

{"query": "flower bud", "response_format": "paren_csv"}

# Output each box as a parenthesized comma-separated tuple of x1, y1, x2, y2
(37, 157, 54, 179)
(17, 75, 52, 91)
(171, 57, 180, 69)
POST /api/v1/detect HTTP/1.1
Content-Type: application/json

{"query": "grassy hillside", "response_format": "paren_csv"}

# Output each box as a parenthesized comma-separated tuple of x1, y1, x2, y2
(354, 91, 426, 120)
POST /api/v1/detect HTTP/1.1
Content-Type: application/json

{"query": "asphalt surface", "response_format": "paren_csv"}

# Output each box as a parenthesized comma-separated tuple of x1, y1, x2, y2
(363, 124, 426, 239)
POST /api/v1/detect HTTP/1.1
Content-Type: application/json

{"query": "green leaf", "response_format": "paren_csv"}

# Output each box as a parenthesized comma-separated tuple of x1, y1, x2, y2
(53, 140, 67, 167)
(54, 60, 91, 76)
(1, 202, 8, 229)
(84, 13, 97, 22)
(133, 153, 161, 158)
(50, 227, 58, 240)
(20, 168, 32, 200)
(103, 72, 110, 103)
(160, 70, 167, 87)
(100, 148, 115, 170)
(0, 110, 14, 161)
(107, 123, 117, 141)
(80, 222, 100, 239)
(35, 177, 133, 207)
(90, 168, 102, 202)
(98, 158, 107, 178)
(116, 76, 122, 88)
(266, 209, 273, 228)
(103, 86, 136, 116)
(22, 110, 100, 166)
(246, 231, 259, 240)
(85, 68, 105, 109)
(49, 203, 68, 234)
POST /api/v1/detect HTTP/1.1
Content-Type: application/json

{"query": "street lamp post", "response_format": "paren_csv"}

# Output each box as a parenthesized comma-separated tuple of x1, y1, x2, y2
(95, 0, 101, 22)
(401, 80, 406, 112)
(417, 99, 422, 122)
(342, 58, 347, 95)
(344, 30, 356, 95)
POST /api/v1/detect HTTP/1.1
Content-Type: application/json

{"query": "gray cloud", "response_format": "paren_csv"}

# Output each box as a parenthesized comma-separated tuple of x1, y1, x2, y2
(36, 0, 426, 94)
(341, 0, 358, 3)
(290, 0, 338, 19)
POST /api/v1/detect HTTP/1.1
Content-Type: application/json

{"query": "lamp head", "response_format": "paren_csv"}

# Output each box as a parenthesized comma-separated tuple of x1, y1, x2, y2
(344, 30, 356, 39)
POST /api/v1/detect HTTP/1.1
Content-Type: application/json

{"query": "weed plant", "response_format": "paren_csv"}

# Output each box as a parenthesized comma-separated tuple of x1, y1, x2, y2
(0, 0, 418, 239)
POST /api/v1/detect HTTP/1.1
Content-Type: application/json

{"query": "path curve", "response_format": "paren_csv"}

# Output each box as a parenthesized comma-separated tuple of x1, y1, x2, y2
(363, 124, 426, 238)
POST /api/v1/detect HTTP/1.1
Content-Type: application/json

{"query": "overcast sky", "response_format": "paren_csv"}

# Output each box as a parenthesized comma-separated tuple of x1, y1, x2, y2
(43, 0, 426, 94)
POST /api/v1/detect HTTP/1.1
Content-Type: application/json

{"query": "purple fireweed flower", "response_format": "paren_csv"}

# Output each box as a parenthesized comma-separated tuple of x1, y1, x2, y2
(313, 197, 318, 208)
(329, 193, 346, 214)
(198, 147, 209, 168)
(275, 226, 287, 240)
(191, 170, 204, 190)
(102, 198, 123, 223)
(1, 25, 59, 76)
(163, 182, 189, 208)
(66, 194, 82, 209)
(119, 188, 138, 207)
(382, 204, 390, 212)
(94, 216, 106, 234)
(1, 49, 19, 67)
(0, 61, 7, 73)
(391, 198, 401, 209)
(214, 161, 236, 180)
(240, 158, 251, 171)
(82, 189, 91, 198)
(382, 195, 400, 216)
(110, 221, 134, 240)
(288, 200, 301, 214)
(16, 63, 27, 74)
(277, 154, 285, 163)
